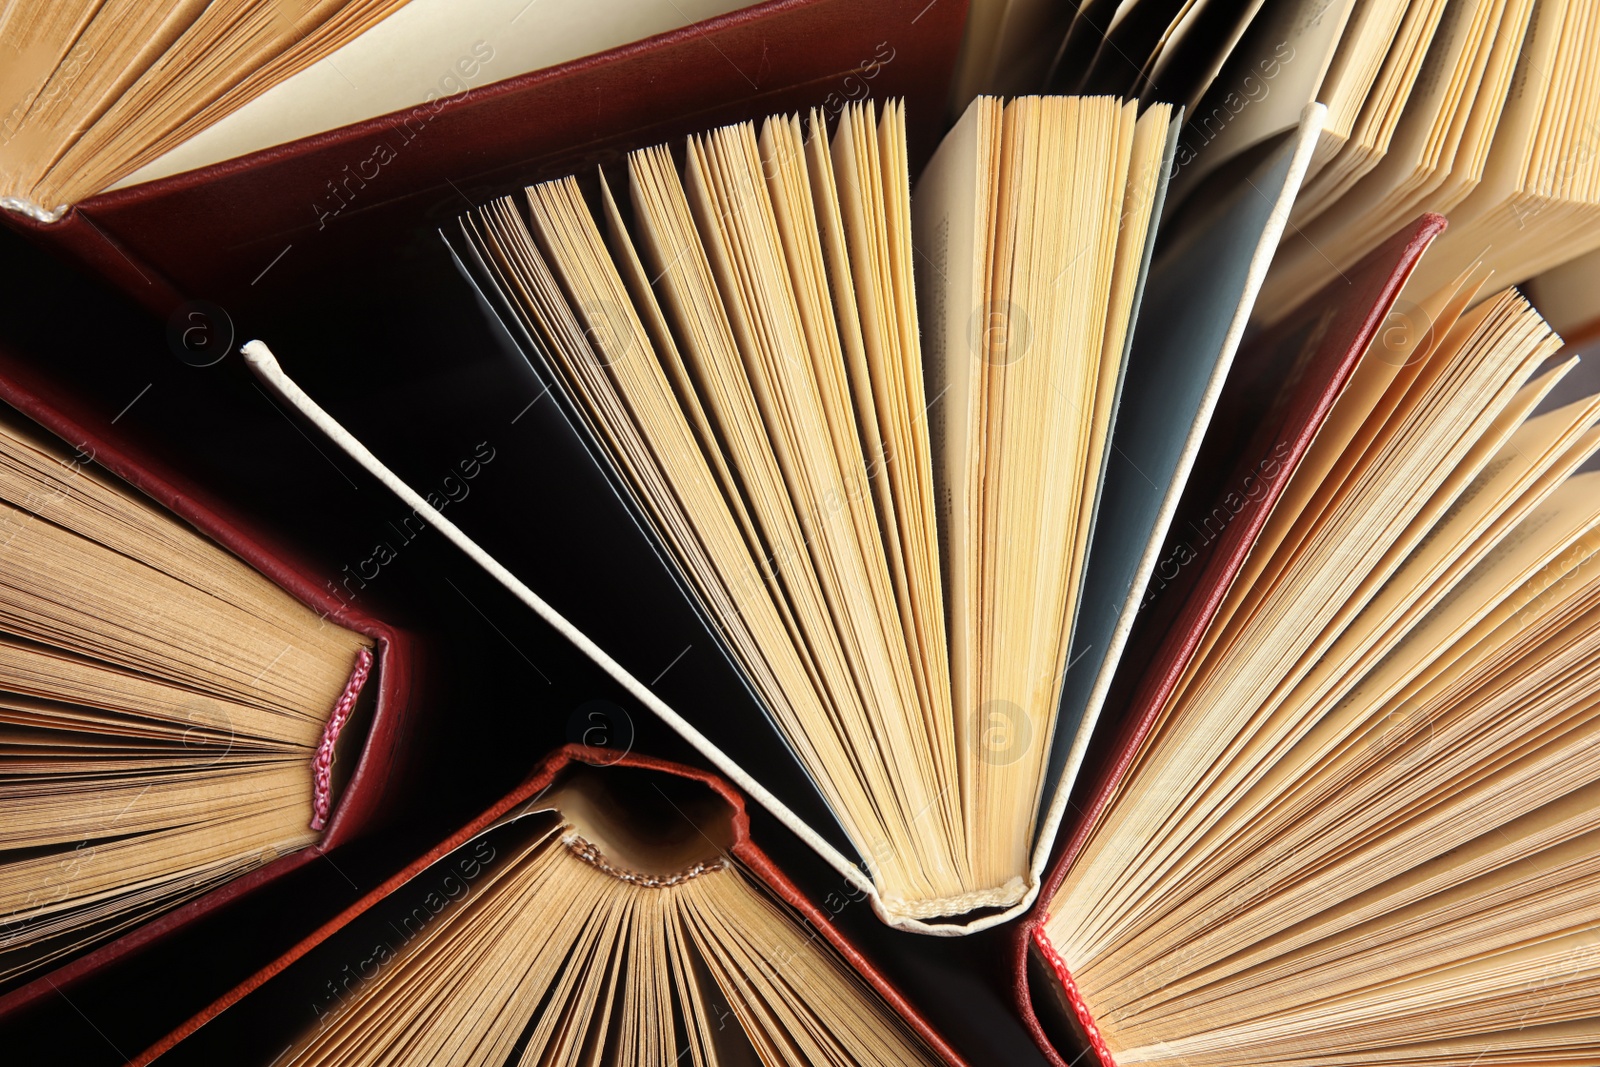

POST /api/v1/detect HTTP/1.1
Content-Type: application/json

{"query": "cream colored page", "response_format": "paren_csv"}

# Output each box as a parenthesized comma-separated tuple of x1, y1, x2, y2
(1060, 292, 1544, 958)
(1315, 0, 1411, 137)
(0, 399, 370, 981)
(971, 97, 1143, 889)
(1103, 694, 1600, 1063)
(1286, 0, 1507, 255)
(875, 103, 952, 741)
(1074, 104, 1169, 578)
(1158, 320, 1556, 820)
(1131, 493, 1600, 979)
(596, 173, 770, 577)
(1320, 0, 1450, 171)
(1056, 519, 1600, 1059)
(910, 97, 997, 819)
(1238, 364, 1585, 718)
(1369, 523, 1600, 748)
(820, 105, 963, 855)
(685, 123, 953, 891)
(1430, 0, 1532, 200)
(1173, 456, 1600, 886)
(519, 181, 856, 800)
(1171, 377, 1591, 810)
(1374, 472, 1600, 686)
(1264, 378, 1596, 714)
(803, 111, 950, 741)
(1157, 272, 1468, 720)
(1434, 0, 1568, 232)
(1288, 496, 1600, 828)
(1343, 0, 1565, 302)
(1324, 0, 1492, 205)
(1122, 779, 1600, 1023)
(1116, 924, 1600, 1063)
(682, 870, 942, 1066)
(115, 0, 748, 188)
(1201, 272, 1484, 642)
(1253, 0, 1531, 323)
(632, 142, 955, 903)
(293, 816, 941, 1065)
(494, 185, 866, 858)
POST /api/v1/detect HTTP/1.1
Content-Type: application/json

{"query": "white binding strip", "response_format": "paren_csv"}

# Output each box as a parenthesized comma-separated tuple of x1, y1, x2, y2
(0, 196, 69, 223)
(239, 342, 887, 897)
(1025, 102, 1331, 895)
(244, 339, 1048, 934)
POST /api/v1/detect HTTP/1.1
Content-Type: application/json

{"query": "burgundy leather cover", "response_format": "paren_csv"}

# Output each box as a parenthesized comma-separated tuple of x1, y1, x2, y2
(131, 744, 973, 1067)
(3, 0, 968, 317)
(1009, 214, 1450, 1067)
(0, 339, 423, 1019)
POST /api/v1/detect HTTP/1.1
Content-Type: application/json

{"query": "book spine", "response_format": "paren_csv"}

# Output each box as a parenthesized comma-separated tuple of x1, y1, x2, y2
(310, 647, 376, 831)
(1032, 922, 1116, 1067)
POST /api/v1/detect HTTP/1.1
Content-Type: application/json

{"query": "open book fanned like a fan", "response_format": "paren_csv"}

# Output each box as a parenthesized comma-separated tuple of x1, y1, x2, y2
(243, 94, 1329, 930)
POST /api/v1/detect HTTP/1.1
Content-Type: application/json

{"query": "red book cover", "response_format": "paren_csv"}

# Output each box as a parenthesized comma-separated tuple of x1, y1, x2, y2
(1009, 213, 1449, 1067)
(2, 0, 968, 318)
(0, 337, 425, 1019)
(131, 744, 975, 1066)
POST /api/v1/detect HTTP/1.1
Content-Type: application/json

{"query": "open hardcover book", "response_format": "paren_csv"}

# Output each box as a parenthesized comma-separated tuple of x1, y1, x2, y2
(241, 93, 1327, 931)
(1163, 0, 1600, 324)
(1013, 213, 1600, 1064)
(0, 0, 967, 318)
(0, 343, 419, 1017)
(134, 745, 971, 1066)
(0, 0, 770, 220)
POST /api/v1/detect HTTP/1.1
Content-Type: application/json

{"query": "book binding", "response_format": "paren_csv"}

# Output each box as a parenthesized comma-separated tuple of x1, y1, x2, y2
(0, 339, 424, 1019)
(130, 744, 976, 1066)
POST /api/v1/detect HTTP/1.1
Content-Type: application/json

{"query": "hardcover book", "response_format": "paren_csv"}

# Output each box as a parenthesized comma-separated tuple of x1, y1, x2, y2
(0, 339, 423, 1019)
(134, 745, 973, 1067)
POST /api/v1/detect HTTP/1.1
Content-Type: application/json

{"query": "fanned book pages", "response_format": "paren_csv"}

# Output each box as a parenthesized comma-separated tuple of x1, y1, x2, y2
(1250, 0, 1600, 322)
(244, 95, 1327, 931)
(1398, 0, 1600, 294)
(1023, 243, 1600, 1065)
(0, 402, 378, 990)
(960, 0, 1600, 317)
(135, 749, 969, 1067)
(280, 820, 943, 1067)
(0, 0, 764, 219)
(465, 95, 1172, 925)
(106, 0, 753, 191)
(0, 0, 970, 334)
(0, 0, 409, 218)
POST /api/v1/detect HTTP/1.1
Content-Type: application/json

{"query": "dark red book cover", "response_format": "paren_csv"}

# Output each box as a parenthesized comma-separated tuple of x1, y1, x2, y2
(1010, 213, 1449, 1067)
(131, 744, 974, 1067)
(2, 0, 968, 319)
(0, 337, 425, 1019)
